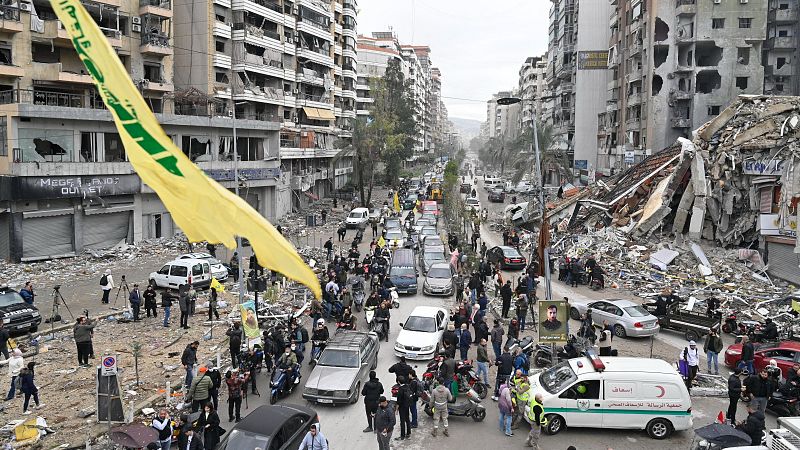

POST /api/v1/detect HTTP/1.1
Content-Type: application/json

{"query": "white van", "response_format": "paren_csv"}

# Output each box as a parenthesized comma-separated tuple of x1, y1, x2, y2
(149, 258, 212, 290)
(525, 354, 692, 440)
(345, 207, 370, 229)
(484, 177, 503, 190)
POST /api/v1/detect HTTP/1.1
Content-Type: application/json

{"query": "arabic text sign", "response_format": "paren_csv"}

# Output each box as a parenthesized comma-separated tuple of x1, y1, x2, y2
(743, 159, 784, 175)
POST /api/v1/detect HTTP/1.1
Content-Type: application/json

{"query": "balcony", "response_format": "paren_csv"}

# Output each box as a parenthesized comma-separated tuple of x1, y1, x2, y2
(233, 25, 283, 51)
(629, 41, 642, 56)
(32, 62, 94, 84)
(342, 0, 357, 17)
(140, 33, 172, 55)
(0, 6, 22, 32)
(139, 0, 172, 18)
(676, 0, 696, 15)
(142, 79, 173, 92)
(626, 117, 641, 128)
(0, 63, 23, 78)
(0, 88, 107, 109)
(296, 19, 333, 42)
(297, 68, 326, 86)
(212, 53, 231, 68)
(669, 89, 693, 101)
(766, 36, 795, 49)
(213, 21, 231, 39)
(41, 19, 71, 42)
(607, 79, 618, 90)
(766, 63, 794, 77)
(334, 43, 342, 54)
(675, 25, 694, 43)
(628, 92, 641, 105)
(296, 47, 334, 67)
(231, 0, 294, 29)
(627, 68, 642, 82)
(769, 7, 798, 23)
(671, 117, 690, 128)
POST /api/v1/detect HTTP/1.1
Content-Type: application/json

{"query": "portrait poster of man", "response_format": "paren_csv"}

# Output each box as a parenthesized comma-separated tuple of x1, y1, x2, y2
(538, 300, 568, 342)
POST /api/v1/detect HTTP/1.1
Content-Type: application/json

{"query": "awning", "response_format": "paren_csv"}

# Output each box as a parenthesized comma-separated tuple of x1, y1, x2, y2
(303, 107, 335, 121)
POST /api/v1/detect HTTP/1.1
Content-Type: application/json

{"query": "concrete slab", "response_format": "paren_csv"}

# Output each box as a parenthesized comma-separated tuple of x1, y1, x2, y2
(649, 248, 680, 271)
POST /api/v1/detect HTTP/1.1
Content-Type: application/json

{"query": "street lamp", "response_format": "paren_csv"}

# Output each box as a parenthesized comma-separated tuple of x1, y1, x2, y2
(496, 96, 552, 302)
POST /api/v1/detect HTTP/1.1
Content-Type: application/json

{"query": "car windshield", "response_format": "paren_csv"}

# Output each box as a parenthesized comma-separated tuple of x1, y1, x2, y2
(539, 361, 578, 394)
(349, 211, 363, 219)
(422, 228, 436, 236)
(386, 230, 403, 240)
(417, 219, 434, 227)
(404, 316, 436, 333)
(428, 267, 451, 279)
(424, 253, 446, 263)
(421, 214, 436, 221)
(317, 349, 360, 368)
(503, 248, 522, 258)
(624, 306, 650, 317)
(466, 199, 478, 205)
(219, 430, 269, 450)
(391, 267, 416, 278)
(0, 291, 25, 308)
(423, 206, 437, 212)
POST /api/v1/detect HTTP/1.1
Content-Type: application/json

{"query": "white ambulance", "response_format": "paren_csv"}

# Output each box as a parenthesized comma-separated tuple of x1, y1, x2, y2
(525, 352, 692, 439)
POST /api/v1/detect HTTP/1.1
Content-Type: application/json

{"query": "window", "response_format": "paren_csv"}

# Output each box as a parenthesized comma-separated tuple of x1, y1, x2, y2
(143, 63, 162, 82)
(738, 18, 752, 28)
(158, 265, 170, 275)
(736, 76, 748, 89)
(777, 57, 787, 69)
(737, 47, 750, 64)
(711, 18, 724, 29)
(215, 13, 225, 21)
(780, 3, 789, 9)
(192, 264, 203, 276)
(708, 105, 721, 115)
(214, 71, 228, 83)
(215, 40, 225, 52)
(559, 380, 601, 400)
(779, 29, 789, 37)
(32, 43, 59, 63)
(104, 132, 125, 162)
(169, 265, 187, 277)
(776, 84, 785, 92)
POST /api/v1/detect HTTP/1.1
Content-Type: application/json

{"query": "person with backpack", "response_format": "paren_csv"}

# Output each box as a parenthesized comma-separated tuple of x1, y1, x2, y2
(679, 340, 700, 391)
(395, 376, 413, 440)
(187, 366, 213, 413)
(99, 270, 114, 304)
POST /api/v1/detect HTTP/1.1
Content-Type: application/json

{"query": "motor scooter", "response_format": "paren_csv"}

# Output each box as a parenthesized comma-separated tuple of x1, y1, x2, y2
(269, 363, 301, 404)
(389, 287, 400, 309)
(421, 388, 486, 422)
(352, 283, 365, 312)
(309, 340, 326, 366)
(365, 305, 377, 332)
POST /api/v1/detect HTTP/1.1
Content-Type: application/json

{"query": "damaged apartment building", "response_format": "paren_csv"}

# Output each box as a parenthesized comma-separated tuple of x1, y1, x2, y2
(0, 0, 357, 262)
(597, 0, 786, 178)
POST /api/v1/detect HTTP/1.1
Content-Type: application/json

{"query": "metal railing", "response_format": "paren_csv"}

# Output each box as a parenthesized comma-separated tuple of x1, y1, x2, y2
(299, 45, 329, 56)
(298, 16, 329, 32)
(0, 5, 20, 21)
(0, 88, 106, 109)
(141, 33, 170, 47)
(140, 0, 171, 8)
(249, 0, 282, 13)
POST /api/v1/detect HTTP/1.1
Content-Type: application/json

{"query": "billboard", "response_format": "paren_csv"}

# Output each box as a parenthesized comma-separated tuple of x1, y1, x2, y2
(538, 300, 568, 343)
(577, 51, 609, 70)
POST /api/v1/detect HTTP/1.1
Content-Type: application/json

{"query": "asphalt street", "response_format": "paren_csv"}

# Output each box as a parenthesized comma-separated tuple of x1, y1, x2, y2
(214, 180, 778, 450)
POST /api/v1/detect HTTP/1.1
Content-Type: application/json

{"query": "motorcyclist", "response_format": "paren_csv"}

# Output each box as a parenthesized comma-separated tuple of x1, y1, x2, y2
(374, 301, 391, 342)
(310, 319, 329, 363)
(276, 345, 299, 386)
(365, 292, 381, 309)
(339, 306, 356, 331)
(762, 318, 779, 341)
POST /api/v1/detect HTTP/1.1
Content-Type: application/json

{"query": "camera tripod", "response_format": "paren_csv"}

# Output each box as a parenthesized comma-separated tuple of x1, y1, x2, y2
(49, 285, 74, 337)
(112, 275, 130, 309)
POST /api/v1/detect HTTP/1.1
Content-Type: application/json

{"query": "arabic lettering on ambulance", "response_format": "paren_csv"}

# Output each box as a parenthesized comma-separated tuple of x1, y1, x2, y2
(58, 0, 184, 177)
(611, 387, 632, 394)
(607, 401, 683, 409)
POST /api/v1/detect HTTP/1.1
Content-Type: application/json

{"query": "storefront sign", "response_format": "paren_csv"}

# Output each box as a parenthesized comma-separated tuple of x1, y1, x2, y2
(574, 159, 588, 170)
(13, 175, 141, 200)
(577, 51, 609, 70)
(203, 167, 282, 182)
(743, 159, 784, 175)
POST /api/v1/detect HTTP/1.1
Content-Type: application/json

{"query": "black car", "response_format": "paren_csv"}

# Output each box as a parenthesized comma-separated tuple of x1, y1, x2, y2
(487, 188, 506, 203)
(486, 246, 527, 270)
(403, 194, 419, 210)
(0, 287, 41, 334)
(460, 183, 471, 193)
(216, 404, 319, 450)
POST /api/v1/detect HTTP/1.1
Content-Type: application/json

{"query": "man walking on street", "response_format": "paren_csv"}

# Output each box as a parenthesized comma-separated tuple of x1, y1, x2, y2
(680, 340, 700, 389)
(129, 284, 141, 321)
(181, 341, 199, 389)
(493, 347, 513, 400)
(491, 320, 504, 360)
(361, 370, 383, 432)
(395, 376, 412, 440)
(476, 338, 490, 385)
(324, 237, 334, 261)
(500, 281, 513, 319)
(525, 393, 546, 448)
(99, 269, 114, 304)
(5, 349, 22, 400)
(374, 396, 395, 450)
(178, 287, 190, 329)
(728, 368, 743, 424)
(743, 368, 776, 415)
(429, 377, 453, 437)
(458, 323, 472, 361)
(229, 252, 240, 283)
(704, 329, 723, 375)
(0, 322, 9, 360)
(226, 322, 243, 367)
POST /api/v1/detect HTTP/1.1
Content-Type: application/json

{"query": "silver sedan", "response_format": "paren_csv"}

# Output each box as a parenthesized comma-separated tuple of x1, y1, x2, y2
(569, 299, 660, 338)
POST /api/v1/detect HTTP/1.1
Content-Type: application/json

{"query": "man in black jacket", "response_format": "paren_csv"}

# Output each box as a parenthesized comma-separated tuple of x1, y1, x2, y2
(389, 356, 412, 382)
(361, 371, 384, 432)
(500, 281, 513, 319)
(181, 341, 198, 389)
(740, 335, 755, 376)
(395, 377, 412, 440)
(226, 322, 244, 368)
(761, 318, 779, 341)
(728, 368, 743, 424)
(493, 348, 513, 400)
(374, 396, 396, 450)
(736, 405, 766, 445)
(744, 368, 776, 415)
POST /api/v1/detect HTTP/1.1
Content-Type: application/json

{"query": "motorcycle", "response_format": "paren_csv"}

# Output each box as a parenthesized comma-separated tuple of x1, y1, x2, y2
(421, 359, 488, 399)
(365, 305, 377, 332)
(373, 316, 389, 341)
(534, 335, 582, 368)
(269, 363, 301, 404)
(309, 340, 326, 366)
(389, 287, 400, 309)
(421, 388, 486, 422)
(352, 283, 366, 312)
(507, 336, 535, 355)
(768, 384, 800, 417)
(322, 297, 344, 320)
(722, 312, 738, 334)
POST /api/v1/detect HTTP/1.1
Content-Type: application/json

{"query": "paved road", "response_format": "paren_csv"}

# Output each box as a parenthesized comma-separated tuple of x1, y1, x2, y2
(210, 182, 778, 450)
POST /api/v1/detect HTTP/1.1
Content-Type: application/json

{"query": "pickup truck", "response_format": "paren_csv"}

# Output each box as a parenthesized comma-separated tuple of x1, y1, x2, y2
(643, 301, 720, 342)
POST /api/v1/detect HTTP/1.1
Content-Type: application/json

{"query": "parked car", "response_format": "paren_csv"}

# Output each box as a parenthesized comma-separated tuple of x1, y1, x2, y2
(505, 181, 533, 194)
(724, 340, 800, 379)
(345, 207, 370, 229)
(487, 188, 506, 203)
(465, 197, 480, 213)
(149, 258, 212, 289)
(303, 331, 379, 404)
(569, 299, 660, 338)
(394, 306, 449, 360)
(420, 249, 447, 274)
(177, 252, 228, 280)
(486, 246, 527, 270)
(216, 404, 318, 450)
(413, 218, 436, 234)
(460, 183, 472, 194)
(384, 217, 402, 230)
(0, 287, 41, 334)
(423, 263, 455, 296)
(420, 201, 440, 216)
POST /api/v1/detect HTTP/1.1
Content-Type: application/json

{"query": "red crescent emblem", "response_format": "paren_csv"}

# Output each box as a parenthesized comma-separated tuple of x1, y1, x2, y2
(656, 385, 666, 398)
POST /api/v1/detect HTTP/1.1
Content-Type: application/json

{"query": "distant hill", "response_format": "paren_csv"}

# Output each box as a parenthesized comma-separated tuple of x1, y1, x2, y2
(450, 117, 482, 140)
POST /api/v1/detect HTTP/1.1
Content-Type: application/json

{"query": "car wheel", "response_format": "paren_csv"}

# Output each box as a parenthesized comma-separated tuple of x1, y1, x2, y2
(613, 324, 627, 338)
(646, 418, 672, 439)
(569, 308, 581, 321)
(685, 330, 700, 342)
(269, 392, 277, 405)
(544, 414, 564, 435)
(351, 383, 361, 404)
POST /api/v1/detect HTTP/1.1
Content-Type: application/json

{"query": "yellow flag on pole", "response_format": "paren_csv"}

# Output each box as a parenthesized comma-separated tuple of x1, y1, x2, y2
(393, 192, 401, 213)
(210, 277, 225, 292)
(52, 0, 321, 299)
(377, 236, 386, 248)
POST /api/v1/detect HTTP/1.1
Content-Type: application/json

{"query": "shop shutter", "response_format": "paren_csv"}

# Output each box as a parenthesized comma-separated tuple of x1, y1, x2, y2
(22, 215, 74, 259)
(83, 211, 131, 250)
(767, 242, 800, 285)
(0, 214, 9, 260)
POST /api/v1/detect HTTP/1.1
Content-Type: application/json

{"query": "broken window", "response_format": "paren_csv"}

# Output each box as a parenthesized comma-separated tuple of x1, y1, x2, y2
(143, 63, 162, 82)
(104, 133, 125, 162)
(652, 75, 663, 95)
(181, 136, 210, 161)
(738, 18, 752, 29)
(695, 42, 723, 66)
(32, 43, 59, 63)
(654, 17, 669, 42)
(711, 18, 724, 29)
(696, 70, 721, 93)
(778, 29, 789, 37)
(146, 97, 162, 113)
(654, 46, 668, 68)
(80, 132, 98, 162)
(777, 57, 787, 69)
(780, 2, 789, 9)
(216, 40, 225, 52)
(737, 47, 750, 65)
(736, 76, 748, 89)
(775, 84, 785, 92)
(215, 71, 228, 83)
(707, 105, 720, 116)
(0, 44, 11, 66)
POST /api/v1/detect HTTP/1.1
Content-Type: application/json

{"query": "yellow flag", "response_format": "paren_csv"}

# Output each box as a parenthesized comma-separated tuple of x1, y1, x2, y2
(793, 299, 800, 313)
(210, 277, 225, 292)
(52, 0, 320, 299)
(393, 192, 401, 212)
(377, 236, 386, 248)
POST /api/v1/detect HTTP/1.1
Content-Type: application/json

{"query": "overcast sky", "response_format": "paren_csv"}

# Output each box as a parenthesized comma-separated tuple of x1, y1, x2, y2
(357, 0, 549, 122)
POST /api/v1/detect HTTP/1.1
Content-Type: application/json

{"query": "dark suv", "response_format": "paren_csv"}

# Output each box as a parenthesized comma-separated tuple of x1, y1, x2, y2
(0, 287, 42, 334)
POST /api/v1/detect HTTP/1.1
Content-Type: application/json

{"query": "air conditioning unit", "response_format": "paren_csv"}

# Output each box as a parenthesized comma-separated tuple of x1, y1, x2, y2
(132, 16, 141, 24)
(293, 88, 300, 94)
(292, 5, 298, 14)
(740, 0, 748, 3)
(713, 0, 721, 3)
(286, 37, 293, 44)
(18, 3, 30, 11)
(132, 24, 141, 32)
(228, 110, 234, 117)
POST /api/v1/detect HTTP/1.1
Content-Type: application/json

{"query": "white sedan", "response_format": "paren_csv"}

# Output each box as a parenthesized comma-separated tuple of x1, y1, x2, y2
(465, 197, 480, 213)
(569, 298, 660, 338)
(394, 306, 449, 360)
(178, 252, 228, 281)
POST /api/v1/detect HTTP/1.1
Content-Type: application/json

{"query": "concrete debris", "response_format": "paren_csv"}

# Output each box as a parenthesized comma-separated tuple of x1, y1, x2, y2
(649, 249, 680, 271)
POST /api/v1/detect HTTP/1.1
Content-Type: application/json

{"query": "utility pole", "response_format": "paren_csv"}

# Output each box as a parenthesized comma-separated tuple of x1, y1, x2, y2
(230, 77, 244, 305)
